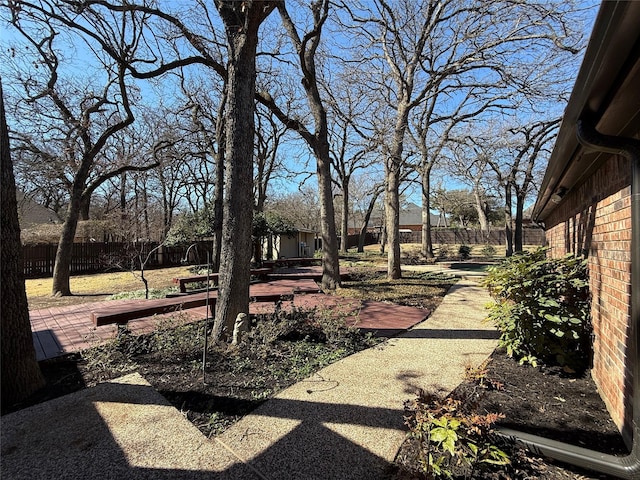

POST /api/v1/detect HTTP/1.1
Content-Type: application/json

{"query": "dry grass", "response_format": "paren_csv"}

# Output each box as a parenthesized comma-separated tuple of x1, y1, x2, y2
(25, 266, 193, 310)
(333, 270, 456, 311)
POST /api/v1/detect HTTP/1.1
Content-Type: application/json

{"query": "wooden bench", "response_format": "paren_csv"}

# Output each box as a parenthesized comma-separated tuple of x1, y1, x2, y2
(263, 258, 321, 268)
(92, 291, 294, 327)
(173, 268, 273, 293)
(250, 293, 294, 303)
(173, 274, 220, 293)
(92, 291, 217, 327)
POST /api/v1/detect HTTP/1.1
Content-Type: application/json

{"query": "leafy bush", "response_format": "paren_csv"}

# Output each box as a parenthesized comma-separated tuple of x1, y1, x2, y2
(81, 330, 142, 377)
(150, 315, 206, 360)
(405, 392, 509, 479)
(109, 288, 176, 300)
(245, 305, 379, 354)
(437, 245, 450, 259)
(82, 313, 204, 373)
(479, 244, 496, 258)
(484, 247, 591, 372)
(458, 245, 472, 260)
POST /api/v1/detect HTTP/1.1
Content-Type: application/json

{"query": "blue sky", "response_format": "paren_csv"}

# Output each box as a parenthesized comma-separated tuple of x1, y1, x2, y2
(1, 0, 600, 218)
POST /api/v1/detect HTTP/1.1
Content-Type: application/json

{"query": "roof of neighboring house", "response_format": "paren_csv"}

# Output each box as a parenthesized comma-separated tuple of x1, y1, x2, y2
(369, 202, 444, 228)
(533, 1, 640, 222)
(16, 191, 59, 227)
(273, 227, 319, 235)
(393, 202, 442, 226)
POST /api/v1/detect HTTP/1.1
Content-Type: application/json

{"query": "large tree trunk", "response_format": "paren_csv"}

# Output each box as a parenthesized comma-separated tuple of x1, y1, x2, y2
(504, 183, 514, 257)
(1, 80, 44, 407)
(385, 165, 402, 278)
(211, 91, 226, 273)
(340, 179, 350, 253)
(212, 2, 273, 340)
(514, 191, 525, 253)
(52, 191, 83, 296)
(79, 195, 91, 221)
(316, 140, 341, 289)
(420, 165, 434, 259)
(386, 107, 409, 279)
(277, 1, 340, 291)
(473, 188, 490, 238)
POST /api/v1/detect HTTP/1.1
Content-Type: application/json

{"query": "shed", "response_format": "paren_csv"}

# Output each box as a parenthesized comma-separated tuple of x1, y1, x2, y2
(264, 228, 318, 259)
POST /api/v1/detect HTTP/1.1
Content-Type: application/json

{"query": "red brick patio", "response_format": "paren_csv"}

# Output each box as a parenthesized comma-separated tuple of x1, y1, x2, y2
(30, 278, 430, 361)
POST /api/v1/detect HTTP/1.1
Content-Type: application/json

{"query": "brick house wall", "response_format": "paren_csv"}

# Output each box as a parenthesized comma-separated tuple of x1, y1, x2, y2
(543, 153, 634, 441)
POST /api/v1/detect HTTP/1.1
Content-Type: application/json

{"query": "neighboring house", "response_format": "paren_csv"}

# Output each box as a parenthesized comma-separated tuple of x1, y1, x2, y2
(359, 202, 444, 235)
(16, 191, 59, 227)
(398, 202, 448, 230)
(264, 228, 318, 259)
(532, 0, 639, 451)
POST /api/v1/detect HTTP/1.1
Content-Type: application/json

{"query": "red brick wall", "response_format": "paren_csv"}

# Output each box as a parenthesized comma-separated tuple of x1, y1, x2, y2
(544, 154, 633, 442)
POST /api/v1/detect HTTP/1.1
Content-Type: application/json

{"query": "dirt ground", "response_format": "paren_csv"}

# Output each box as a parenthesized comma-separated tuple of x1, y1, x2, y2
(392, 348, 628, 479)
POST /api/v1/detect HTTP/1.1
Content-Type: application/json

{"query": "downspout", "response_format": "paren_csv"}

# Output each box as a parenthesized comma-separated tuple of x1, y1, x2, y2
(499, 115, 640, 479)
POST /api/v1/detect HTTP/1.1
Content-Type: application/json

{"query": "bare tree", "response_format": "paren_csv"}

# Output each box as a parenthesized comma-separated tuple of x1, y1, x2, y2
(4, 9, 164, 296)
(267, 187, 321, 232)
(486, 118, 561, 253)
(254, 104, 287, 213)
(325, 77, 377, 253)
(446, 136, 498, 237)
(6, 0, 278, 335)
(212, 1, 278, 340)
(409, 86, 515, 258)
(258, 0, 341, 289)
(177, 75, 225, 270)
(350, 174, 385, 252)
(343, 0, 585, 277)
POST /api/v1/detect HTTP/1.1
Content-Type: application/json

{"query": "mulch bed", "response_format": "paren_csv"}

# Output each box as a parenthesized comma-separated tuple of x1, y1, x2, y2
(391, 348, 629, 480)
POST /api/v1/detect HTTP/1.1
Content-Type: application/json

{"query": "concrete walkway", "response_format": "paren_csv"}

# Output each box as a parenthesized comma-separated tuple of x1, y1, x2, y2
(2, 279, 498, 480)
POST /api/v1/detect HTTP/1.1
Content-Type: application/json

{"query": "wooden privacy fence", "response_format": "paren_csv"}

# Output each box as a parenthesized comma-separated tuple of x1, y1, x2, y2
(22, 241, 212, 278)
(343, 227, 545, 248)
(424, 227, 544, 246)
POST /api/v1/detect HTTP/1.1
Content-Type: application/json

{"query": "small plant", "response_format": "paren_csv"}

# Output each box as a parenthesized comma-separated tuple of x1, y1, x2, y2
(479, 244, 496, 258)
(109, 287, 176, 300)
(458, 245, 472, 260)
(81, 330, 141, 378)
(484, 247, 591, 372)
(405, 392, 509, 479)
(150, 315, 205, 360)
(251, 389, 273, 401)
(464, 359, 504, 392)
(437, 244, 450, 259)
(203, 413, 229, 436)
(464, 359, 490, 386)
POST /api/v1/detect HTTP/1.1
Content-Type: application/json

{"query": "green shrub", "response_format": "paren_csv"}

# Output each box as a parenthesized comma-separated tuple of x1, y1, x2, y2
(484, 247, 591, 372)
(437, 245, 450, 259)
(479, 244, 496, 258)
(109, 288, 177, 300)
(405, 393, 509, 479)
(458, 245, 472, 260)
